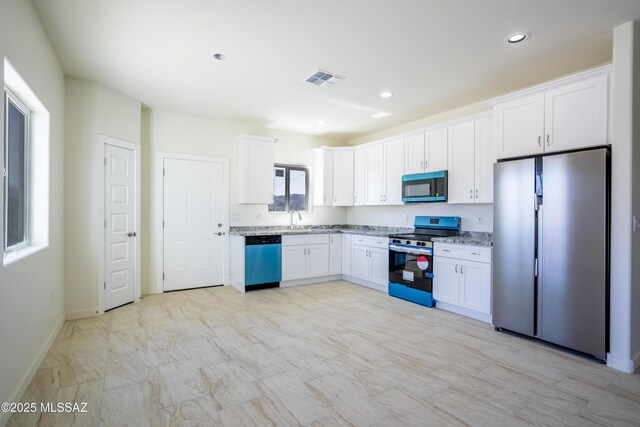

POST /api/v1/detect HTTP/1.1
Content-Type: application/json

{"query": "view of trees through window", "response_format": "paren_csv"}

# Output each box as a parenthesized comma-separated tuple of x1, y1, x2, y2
(268, 165, 308, 212)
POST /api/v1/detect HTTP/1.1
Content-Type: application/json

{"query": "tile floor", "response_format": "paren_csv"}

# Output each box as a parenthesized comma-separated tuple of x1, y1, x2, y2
(8, 281, 640, 426)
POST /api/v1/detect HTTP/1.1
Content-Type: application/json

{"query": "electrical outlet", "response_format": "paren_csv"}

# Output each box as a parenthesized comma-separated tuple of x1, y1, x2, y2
(476, 214, 484, 225)
(402, 213, 408, 222)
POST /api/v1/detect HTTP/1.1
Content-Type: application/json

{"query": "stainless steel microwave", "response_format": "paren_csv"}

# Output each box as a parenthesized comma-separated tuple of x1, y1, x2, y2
(401, 171, 448, 203)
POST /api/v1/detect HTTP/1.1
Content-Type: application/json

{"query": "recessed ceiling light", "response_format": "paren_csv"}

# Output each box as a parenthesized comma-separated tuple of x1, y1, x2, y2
(317, 121, 327, 125)
(213, 53, 226, 60)
(380, 91, 394, 98)
(506, 33, 529, 44)
(371, 112, 390, 119)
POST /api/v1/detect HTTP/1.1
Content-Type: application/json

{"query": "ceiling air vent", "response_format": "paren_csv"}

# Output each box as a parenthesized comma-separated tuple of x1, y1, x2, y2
(304, 69, 345, 88)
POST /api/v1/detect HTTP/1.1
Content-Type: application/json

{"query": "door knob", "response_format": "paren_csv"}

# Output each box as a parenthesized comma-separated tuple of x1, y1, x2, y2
(217, 231, 225, 236)
(218, 223, 223, 228)
(127, 232, 136, 237)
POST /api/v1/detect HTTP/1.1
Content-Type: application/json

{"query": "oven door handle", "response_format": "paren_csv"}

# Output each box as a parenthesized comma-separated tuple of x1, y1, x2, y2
(388, 244, 433, 255)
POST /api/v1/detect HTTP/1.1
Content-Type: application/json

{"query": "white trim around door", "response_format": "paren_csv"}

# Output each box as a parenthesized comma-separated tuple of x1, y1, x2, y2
(155, 152, 230, 294)
(97, 135, 141, 314)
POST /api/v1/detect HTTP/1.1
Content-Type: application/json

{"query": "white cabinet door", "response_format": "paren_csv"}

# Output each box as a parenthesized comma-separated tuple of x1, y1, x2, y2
(351, 245, 370, 280)
(425, 127, 448, 172)
(313, 148, 334, 206)
(494, 92, 545, 159)
(404, 133, 425, 175)
(354, 148, 366, 206)
(369, 247, 389, 286)
(329, 234, 342, 275)
(544, 75, 608, 153)
(282, 246, 308, 281)
(365, 143, 385, 205)
(433, 257, 460, 305)
(333, 149, 354, 206)
(306, 244, 330, 278)
(474, 117, 494, 204)
(341, 233, 351, 276)
(447, 121, 476, 204)
(237, 137, 275, 204)
(459, 260, 491, 315)
(383, 138, 405, 205)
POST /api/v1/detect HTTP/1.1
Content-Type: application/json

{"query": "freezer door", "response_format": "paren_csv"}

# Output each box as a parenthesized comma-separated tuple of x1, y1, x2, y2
(493, 158, 536, 336)
(539, 149, 607, 359)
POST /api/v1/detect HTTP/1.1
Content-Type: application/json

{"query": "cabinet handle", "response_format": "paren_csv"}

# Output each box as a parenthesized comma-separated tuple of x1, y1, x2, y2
(455, 264, 458, 273)
(469, 190, 473, 199)
(442, 249, 451, 252)
(538, 136, 541, 147)
(546, 134, 550, 146)
(461, 265, 464, 274)
(471, 252, 480, 256)
(475, 189, 478, 198)
(425, 160, 429, 169)
(421, 160, 424, 169)
(334, 196, 337, 203)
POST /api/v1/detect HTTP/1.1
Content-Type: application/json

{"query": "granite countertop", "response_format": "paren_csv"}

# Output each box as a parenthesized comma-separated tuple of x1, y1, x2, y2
(431, 232, 493, 247)
(229, 225, 412, 238)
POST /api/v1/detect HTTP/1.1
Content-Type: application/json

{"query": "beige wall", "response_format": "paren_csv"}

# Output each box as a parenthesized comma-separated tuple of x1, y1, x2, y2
(0, 0, 66, 422)
(64, 78, 141, 318)
(140, 109, 348, 294)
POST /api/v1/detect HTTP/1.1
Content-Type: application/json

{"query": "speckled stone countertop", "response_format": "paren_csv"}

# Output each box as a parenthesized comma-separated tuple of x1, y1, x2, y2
(229, 225, 413, 237)
(431, 232, 493, 247)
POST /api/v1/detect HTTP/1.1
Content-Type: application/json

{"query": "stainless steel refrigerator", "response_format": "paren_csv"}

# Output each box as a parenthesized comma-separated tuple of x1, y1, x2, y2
(493, 148, 608, 360)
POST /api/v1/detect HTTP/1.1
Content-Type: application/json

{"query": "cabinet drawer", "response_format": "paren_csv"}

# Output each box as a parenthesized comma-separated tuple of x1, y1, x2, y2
(282, 234, 329, 246)
(434, 244, 491, 263)
(351, 234, 388, 249)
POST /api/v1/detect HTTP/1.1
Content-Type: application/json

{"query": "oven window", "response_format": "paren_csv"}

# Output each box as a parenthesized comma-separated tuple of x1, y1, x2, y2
(405, 182, 431, 198)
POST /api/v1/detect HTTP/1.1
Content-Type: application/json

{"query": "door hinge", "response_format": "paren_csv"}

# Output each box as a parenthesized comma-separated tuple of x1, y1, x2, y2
(163, 273, 165, 281)
(104, 157, 107, 166)
(534, 258, 539, 277)
(163, 220, 165, 228)
(104, 281, 106, 290)
(104, 219, 107, 228)
(163, 168, 165, 176)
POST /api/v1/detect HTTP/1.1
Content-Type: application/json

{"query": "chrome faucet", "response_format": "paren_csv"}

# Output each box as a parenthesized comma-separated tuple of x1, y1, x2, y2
(289, 210, 302, 229)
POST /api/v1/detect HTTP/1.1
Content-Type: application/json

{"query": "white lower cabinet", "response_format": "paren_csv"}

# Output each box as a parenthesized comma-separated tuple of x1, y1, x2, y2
(433, 243, 492, 322)
(329, 234, 342, 275)
(350, 235, 389, 287)
(282, 234, 329, 281)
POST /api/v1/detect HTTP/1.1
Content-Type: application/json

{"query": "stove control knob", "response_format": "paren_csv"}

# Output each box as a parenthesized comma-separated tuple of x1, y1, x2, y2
(393, 239, 400, 244)
(422, 242, 427, 246)
(406, 240, 411, 245)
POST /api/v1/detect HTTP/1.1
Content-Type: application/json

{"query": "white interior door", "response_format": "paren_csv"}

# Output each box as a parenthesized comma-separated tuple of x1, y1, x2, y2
(105, 144, 137, 310)
(163, 158, 226, 291)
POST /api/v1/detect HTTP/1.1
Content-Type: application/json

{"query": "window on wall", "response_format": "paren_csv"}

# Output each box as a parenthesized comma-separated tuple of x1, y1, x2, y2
(3, 89, 30, 252)
(268, 164, 309, 213)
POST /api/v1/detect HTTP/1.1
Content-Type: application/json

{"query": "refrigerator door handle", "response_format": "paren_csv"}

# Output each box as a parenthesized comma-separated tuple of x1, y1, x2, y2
(534, 258, 538, 277)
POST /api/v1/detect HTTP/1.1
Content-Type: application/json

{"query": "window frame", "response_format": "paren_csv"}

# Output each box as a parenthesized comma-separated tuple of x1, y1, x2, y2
(269, 164, 309, 213)
(3, 88, 30, 253)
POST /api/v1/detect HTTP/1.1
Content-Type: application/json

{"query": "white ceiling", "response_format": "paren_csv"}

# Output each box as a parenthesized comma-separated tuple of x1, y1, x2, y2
(32, 0, 640, 140)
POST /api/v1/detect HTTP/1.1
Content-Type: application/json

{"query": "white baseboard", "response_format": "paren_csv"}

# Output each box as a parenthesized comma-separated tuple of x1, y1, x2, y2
(608, 352, 636, 373)
(65, 309, 99, 320)
(340, 275, 388, 293)
(0, 315, 64, 427)
(142, 286, 162, 295)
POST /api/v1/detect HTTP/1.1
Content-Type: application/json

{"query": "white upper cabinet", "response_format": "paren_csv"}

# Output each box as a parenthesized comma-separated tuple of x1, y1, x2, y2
(383, 138, 405, 205)
(544, 74, 608, 153)
(448, 117, 494, 204)
(447, 121, 476, 204)
(493, 66, 610, 160)
(237, 135, 276, 204)
(333, 149, 354, 206)
(313, 147, 334, 206)
(474, 117, 494, 204)
(353, 147, 366, 206)
(494, 93, 545, 159)
(404, 133, 425, 175)
(404, 128, 447, 175)
(365, 143, 385, 205)
(425, 128, 448, 172)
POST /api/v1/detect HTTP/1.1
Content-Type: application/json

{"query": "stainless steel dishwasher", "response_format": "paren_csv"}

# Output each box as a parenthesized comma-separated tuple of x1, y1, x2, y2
(244, 235, 282, 290)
